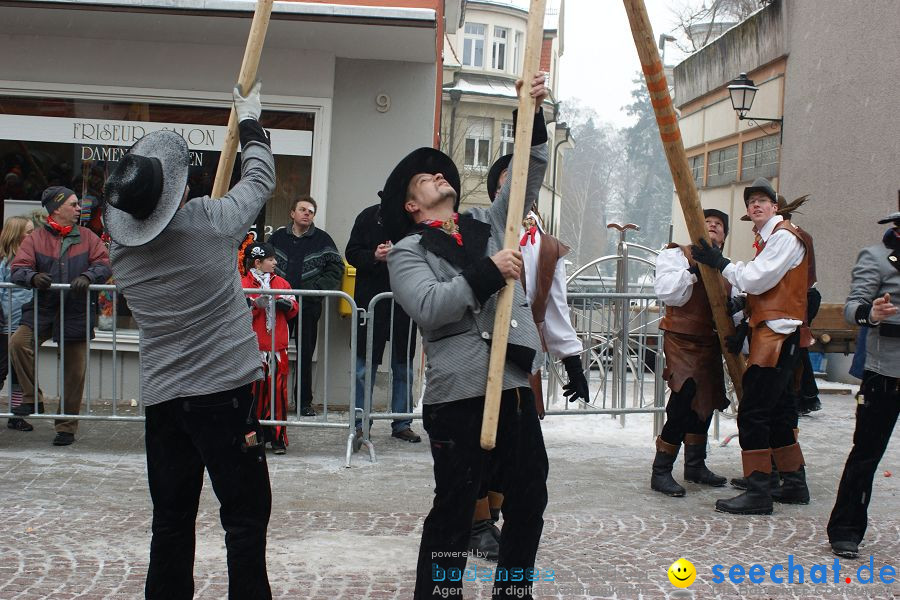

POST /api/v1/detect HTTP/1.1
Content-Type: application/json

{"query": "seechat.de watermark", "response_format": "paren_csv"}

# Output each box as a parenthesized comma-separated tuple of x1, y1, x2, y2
(711, 555, 896, 585)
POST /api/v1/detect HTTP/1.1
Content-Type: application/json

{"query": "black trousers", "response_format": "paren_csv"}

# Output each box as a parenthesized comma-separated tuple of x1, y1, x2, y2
(738, 331, 802, 451)
(799, 348, 820, 406)
(827, 371, 899, 545)
(660, 379, 714, 446)
(414, 388, 549, 600)
(292, 302, 322, 408)
(144, 383, 272, 600)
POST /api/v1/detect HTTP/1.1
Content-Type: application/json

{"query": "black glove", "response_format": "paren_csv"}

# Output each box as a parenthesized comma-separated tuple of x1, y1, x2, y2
(70, 275, 91, 294)
(562, 355, 589, 403)
(726, 295, 746, 316)
(690, 238, 730, 272)
(31, 273, 52, 290)
(725, 321, 749, 354)
(687, 263, 700, 277)
(275, 298, 293, 312)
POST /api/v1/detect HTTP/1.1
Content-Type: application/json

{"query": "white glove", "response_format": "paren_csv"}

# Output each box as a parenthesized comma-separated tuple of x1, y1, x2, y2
(233, 80, 262, 122)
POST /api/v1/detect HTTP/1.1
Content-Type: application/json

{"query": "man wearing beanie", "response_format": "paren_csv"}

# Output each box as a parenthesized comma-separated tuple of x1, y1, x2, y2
(9, 186, 111, 446)
(691, 177, 811, 515)
(105, 82, 275, 599)
(651, 208, 734, 497)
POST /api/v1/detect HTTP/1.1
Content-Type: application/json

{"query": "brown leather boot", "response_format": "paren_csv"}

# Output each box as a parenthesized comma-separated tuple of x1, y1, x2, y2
(715, 449, 773, 515)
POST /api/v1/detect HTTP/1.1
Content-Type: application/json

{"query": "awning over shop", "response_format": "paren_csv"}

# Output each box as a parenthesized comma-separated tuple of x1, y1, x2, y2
(0, 0, 439, 63)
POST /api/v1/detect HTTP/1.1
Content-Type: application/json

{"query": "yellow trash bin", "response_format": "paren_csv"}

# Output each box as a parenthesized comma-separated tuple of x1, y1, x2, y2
(339, 260, 356, 317)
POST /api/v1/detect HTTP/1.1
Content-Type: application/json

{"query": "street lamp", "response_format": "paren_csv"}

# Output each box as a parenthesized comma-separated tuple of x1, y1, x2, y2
(727, 72, 783, 141)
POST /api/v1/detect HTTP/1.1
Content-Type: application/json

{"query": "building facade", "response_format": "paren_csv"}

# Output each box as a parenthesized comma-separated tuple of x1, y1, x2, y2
(440, 0, 570, 234)
(0, 0, 462, 404)
(671, 0, 900, 307)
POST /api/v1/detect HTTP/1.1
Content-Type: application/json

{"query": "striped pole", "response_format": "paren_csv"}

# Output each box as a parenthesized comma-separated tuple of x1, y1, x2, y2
(623, 0, 745, 399)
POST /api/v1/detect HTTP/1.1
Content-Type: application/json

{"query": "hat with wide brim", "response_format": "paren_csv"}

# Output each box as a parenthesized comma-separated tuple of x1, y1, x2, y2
(378, 147, 460, 243)
(702, 208, 729, 237)
(877, 211, 900, 225)
(487, 154, 513, 202)
(104, 130, 189, 247)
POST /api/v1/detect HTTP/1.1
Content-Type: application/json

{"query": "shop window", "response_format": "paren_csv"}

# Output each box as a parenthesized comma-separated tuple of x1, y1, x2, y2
(0, 95, 316, 332)
(689, 154, 705, 187)
(463, 23, 486, 68)
(706, 144, 738, 187)
(740, 134, 779, 181)
(492, 27, 508, 71)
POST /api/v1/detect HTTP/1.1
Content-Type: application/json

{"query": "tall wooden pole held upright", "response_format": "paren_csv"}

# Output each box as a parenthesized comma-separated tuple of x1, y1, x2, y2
(211, 0, 274, 199)
(622, 0, 745, 399)
(480, 0, 548, 450)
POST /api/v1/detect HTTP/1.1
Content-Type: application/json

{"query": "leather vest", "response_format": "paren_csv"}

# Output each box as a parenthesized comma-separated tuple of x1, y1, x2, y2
(522, 232, 568, 325)
(660, 245, 729, 337)
(746, 221, 811, 328)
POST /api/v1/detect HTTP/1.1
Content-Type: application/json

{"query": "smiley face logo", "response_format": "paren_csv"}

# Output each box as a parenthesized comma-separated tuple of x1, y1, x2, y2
(667, 558, 696, 588)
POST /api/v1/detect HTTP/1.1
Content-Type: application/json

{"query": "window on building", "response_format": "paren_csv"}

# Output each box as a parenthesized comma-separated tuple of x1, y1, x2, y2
(463, 23, 486, 67)
(513, 31, 524, 73)
(689, 154, 705, 187)
(706, 144, 738, 187)
(499, 121, 514, 156)
(464, 118, 492, 168)
(492, 27, 508, 71)
(740, 134, 779, 181)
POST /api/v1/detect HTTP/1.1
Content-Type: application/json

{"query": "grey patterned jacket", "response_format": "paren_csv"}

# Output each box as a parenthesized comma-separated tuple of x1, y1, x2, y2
(388, 144, 548, 405)
(844, 239, 900, 378)
(110, 141, 276, 406)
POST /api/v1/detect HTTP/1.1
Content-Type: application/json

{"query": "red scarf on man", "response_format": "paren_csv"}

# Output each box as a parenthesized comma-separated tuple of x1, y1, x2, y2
(47, 217, 73, 237)
(421, 213, 462, 246)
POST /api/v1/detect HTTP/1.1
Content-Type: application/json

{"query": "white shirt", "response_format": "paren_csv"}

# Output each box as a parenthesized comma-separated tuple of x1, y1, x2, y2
(520, 211, 583, 358)
(721, 215, 805, 334)
(654, 246, 743, 325)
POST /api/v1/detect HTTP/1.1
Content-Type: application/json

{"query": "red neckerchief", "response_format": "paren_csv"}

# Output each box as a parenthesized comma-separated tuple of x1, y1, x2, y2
(421, 213, 462, 246)
(47, 217, 73, 237)
(520, 226, 537, 246)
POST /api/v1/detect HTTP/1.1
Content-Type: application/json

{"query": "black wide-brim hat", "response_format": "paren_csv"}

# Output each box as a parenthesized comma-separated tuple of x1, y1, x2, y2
(104, 130, 189, 247)
(379, 147, 460, 243)
(702, 208, 729, 238)
(877, 211, 900, 225)
(487, 154, 513, 202)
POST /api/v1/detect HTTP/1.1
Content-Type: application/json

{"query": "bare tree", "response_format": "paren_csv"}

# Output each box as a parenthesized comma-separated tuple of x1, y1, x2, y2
(669, 0, 770, 52)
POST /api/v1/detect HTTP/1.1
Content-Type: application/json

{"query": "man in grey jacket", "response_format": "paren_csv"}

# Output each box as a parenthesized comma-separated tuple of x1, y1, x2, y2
(827, 209, 900, 559)
(383, 74, 549, 600)
(105, 83, 274, 599)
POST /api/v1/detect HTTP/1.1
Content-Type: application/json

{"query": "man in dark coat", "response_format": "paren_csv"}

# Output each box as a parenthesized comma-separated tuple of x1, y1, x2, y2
(345, 203, 421, 444)
(268, 196, 344, 416)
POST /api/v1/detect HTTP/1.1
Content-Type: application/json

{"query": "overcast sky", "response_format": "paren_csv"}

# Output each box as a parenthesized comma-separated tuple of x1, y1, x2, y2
(556, 0, 689, 127)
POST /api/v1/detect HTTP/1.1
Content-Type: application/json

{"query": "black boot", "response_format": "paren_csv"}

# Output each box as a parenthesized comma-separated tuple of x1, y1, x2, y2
(716, 471, 773, 515)
(730, 469, 780, 491)
(651, 437, 685, 497)
(683, 439, 727, 487)
(771, 444, 809, 504)
(771, 467, 810, 504)
(468, 520, 500, 562)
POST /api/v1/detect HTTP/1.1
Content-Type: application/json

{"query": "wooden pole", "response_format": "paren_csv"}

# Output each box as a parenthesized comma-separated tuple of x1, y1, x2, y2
(211, 0, 274, 199)
(480, 0, 548, 450)
(622, 0, 745, 399)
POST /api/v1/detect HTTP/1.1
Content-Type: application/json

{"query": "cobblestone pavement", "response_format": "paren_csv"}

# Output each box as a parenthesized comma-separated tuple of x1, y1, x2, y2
(0, 390, 897, 599)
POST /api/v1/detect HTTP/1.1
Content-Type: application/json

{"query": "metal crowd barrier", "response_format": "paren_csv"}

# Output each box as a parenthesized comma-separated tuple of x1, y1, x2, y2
(0, 282, 361, 467)
(353, 290, 669, 465)
(354, 291, 420, 464)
